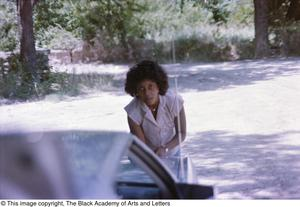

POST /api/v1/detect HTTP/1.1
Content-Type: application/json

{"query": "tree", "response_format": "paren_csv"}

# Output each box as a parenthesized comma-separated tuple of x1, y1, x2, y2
(254, 0, 270, 58)
(287, 0, 300, 20)
(17, 0, 39, 86)
(267, 0, 300, 56)
(75, 0, 144, 61)
(269, 0, 300, 21)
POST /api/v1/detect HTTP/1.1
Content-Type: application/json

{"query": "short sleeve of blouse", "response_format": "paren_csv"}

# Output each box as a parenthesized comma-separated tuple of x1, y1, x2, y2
(124, 99, 143, 125)
(165, 92, 184, 118)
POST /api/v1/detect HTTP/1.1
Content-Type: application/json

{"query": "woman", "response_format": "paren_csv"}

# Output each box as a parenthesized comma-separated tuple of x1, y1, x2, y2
(124, 60, 186, 157)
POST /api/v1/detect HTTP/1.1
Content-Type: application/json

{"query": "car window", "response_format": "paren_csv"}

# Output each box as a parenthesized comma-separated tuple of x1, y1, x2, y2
(116, 154, 189, 184)
(116, 155, 165, 199)
(115, 142, 183, 199)
(116, 156, 154, 184)
(61, 131, 132, 198)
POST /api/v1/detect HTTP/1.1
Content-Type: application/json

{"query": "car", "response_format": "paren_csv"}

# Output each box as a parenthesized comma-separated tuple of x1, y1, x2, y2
(0, 130, 213, 199)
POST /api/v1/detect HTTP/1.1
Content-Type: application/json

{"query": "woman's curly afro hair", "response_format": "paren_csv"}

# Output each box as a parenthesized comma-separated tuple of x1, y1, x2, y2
(125, 60, 169, 97)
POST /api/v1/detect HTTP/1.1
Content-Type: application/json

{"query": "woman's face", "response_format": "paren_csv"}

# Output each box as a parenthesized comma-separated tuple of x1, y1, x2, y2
(136, 79, 159, 107)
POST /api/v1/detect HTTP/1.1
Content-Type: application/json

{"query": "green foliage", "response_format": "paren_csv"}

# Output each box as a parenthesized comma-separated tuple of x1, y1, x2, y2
(0, 56, 62, 100)
(0, 53, 48, 100)
(182, 0, 253, 25)
(227, 0, 254, 25)
(0, 1, 18, 51)
(204, 0, 231, 24)
(168, 24, 254, 62)
(1, 0, 257, 63)
(36, 26, 81, 50)
(267, 0, 296, 53)
(74, 0, 145, 43)
(31, 0, 256, 61)
(0, 54, 36, 100)
(0, 53, 116, 101)
(34, 0, 79, 34)
(40, 71, 79, 97)
(34, 0, 81, 49)
(139, 0, 211, 41)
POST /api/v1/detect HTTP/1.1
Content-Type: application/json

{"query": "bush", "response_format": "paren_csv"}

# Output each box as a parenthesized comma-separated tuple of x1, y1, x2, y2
(0, 52, 117, 102)
(287, 22, 300, 56)
(36, 27, 82, 50)
(0, 53, 50, 100)
(150, 24, 255, 62)
(0, 1, 18, 51)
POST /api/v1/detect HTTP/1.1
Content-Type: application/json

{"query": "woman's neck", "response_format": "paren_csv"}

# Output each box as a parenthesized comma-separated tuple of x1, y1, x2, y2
(147, 98, 159, 117)
(149, 105, 157, 112)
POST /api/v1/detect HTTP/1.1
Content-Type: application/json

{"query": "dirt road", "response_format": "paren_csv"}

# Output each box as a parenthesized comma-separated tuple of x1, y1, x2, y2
(1, 58, 300, 198)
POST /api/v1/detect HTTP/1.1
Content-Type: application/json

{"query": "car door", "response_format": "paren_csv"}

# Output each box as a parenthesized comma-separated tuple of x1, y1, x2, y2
(115, 137, 214, 199)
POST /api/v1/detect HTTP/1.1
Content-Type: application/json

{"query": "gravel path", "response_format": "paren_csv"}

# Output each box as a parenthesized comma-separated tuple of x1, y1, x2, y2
(1, 58, 300, 199)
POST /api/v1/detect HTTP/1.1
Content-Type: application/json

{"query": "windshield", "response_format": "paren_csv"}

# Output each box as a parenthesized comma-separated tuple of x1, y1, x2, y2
(0, 131, 132, 199)
(117, 154, 195, 184)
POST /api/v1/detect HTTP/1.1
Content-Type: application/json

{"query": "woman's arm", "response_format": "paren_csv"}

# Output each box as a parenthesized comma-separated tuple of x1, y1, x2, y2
(156, 106, 186, 156)
(127, 116, 146, 144)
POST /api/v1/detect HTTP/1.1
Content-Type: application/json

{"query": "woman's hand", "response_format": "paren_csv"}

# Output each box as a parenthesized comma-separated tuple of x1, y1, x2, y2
(155, 146, 168, 157)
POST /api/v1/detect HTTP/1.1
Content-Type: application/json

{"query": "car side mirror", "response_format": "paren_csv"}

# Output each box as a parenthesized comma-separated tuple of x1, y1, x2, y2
(176, 183, 214, 199)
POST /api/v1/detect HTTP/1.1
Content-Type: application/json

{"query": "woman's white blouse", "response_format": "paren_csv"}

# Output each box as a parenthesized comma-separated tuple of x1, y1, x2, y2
(124, 91, 184, 155)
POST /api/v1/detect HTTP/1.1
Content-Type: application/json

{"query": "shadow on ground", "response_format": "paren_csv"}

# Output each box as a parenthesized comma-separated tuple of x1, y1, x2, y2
(182, 130, 300, 199)
(165, 58, 300, 92)
(52, 58, 300, 97)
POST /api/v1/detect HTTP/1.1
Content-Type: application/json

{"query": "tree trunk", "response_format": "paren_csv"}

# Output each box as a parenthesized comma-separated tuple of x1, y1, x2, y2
(254, 0, 270, 58)
(18, 0, 39, 83)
